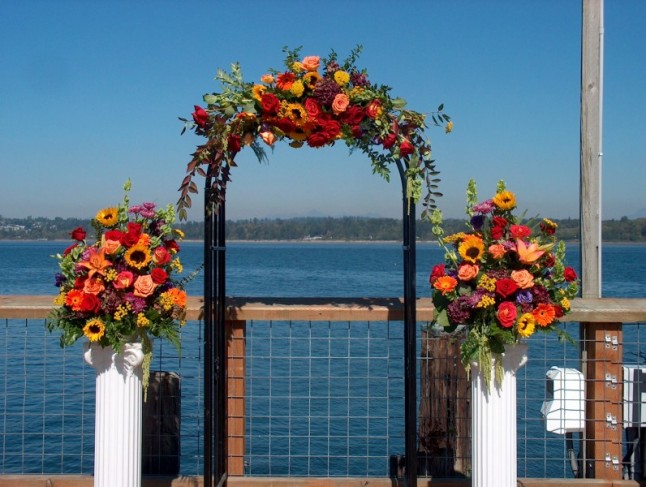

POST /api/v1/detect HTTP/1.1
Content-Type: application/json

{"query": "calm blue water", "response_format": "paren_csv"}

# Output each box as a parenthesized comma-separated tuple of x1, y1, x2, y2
(1, 240, 645, 478)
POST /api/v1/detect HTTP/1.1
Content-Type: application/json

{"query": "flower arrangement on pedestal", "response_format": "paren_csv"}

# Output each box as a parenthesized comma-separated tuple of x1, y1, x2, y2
(46, 180, 188, 389)
(429, 179, 579, 387)
(178, 46, 451, 220)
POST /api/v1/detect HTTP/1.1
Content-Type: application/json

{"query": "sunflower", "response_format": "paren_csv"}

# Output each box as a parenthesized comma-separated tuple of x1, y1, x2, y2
(96, 207, 119, 227)
(302, 71, 321, 90)
(83, 318, 105, 342)
(517, 313, 536, 337)
(252, 84, 266, 102)
(282, 103, 309, 127)
(492, 190, 516, 210)
(124, 243, 152, 270)
(458, 235, 485, 263)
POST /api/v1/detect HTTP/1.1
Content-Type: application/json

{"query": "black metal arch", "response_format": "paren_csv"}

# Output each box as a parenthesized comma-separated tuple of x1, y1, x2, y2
(203, 162, 419, 487)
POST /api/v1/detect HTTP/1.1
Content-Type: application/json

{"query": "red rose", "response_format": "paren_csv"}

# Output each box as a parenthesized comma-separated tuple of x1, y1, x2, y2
(544, 254, 556, 267)
(399, 140, 414, 157)
(306, 131, 331, 148)
(151, 267, 168, 284)
(165, 240, 180, 253)
(553, 305, 565, 318)
(192, 105, 208, 127)
(261, 94, 281, 115)
(153, 246, 171, 265)
(490, 216, 508, 240)
(365, 100, 382, 119)
(270, 117, 297, 134)
(429, 264, 445, 284)
(495, 278, 519, 298)
(121, 222, 143, 247)
(74, 276, 87, 289)
(382, 133, 397, 149)
(510, 225, 531, 238)
(339, 105, 365, 125)
(127, 222, 142, 237)
(227, 134, 241, 153)
(497, 301, 518, 328)
(70, 226, 86, 241)
(563, 267, 577, 282)
(105, 229, 123, 241)
(79, 293, 101, 314)
(321, 120, 341, 139)
(351, 125, 363, 138)
(304, 98, 321, 120)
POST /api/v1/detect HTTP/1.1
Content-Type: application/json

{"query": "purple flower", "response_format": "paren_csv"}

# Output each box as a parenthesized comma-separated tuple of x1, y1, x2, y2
(350, 71, 369, 87)
(55, 273, 65, 287)
(516, 290, 533, 304)
(129, 205, 143, 215)
(125, 293, 147, 313)
(447, 295, 473, 324)
(472, 199, 495, 214)
(470, 214, 485, 231)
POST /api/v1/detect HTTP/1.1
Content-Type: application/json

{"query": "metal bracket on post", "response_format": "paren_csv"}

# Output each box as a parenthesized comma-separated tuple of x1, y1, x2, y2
(396, 161, 417, 487)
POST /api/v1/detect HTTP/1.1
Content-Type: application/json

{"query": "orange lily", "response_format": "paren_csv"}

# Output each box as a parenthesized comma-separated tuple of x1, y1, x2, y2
(78, 247, 112, 278)
(515, 238, 553, 264)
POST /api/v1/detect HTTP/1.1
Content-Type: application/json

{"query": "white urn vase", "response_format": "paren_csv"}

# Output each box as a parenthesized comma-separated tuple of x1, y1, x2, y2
(84, 342, 145, 487)
(471, 342, 528, 487)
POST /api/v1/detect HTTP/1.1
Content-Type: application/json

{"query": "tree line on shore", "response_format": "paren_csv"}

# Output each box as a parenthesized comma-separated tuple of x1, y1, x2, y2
(2, 215, 646, 242)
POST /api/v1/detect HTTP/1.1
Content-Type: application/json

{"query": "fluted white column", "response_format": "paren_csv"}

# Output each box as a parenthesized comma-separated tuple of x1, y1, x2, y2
(84, 342, 145, 487)
(471, 343, 528, 487)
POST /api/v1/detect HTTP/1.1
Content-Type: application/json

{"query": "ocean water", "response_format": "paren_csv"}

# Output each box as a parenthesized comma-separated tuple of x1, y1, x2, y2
(0, 240, 645, 478)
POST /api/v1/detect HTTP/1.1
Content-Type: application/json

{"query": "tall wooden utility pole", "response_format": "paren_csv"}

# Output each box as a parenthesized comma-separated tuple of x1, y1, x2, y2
(580, 1, 622, 481)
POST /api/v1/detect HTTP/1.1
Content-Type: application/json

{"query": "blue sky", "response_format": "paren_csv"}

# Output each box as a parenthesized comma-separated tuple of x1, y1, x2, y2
(1, 1, 644, 222)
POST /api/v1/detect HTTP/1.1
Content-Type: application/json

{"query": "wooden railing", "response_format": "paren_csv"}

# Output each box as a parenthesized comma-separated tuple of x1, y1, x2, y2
(1, 295, 646, 487)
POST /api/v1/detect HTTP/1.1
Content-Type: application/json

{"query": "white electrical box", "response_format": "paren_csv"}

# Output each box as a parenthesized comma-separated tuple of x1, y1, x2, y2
(623, 366, 646, 428)
(541, 367, 585, 434)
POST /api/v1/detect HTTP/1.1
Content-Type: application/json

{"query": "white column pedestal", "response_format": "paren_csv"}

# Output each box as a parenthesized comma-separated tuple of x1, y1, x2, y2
(471, 343, 528, 487)
(84, 342, 145, 487)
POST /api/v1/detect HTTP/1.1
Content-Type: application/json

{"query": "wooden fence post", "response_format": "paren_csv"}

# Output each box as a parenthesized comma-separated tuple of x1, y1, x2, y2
(227, 320, 246, 475)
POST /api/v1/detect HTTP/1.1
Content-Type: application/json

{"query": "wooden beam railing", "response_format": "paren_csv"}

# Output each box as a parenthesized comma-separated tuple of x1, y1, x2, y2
(2, 296, 646, 484)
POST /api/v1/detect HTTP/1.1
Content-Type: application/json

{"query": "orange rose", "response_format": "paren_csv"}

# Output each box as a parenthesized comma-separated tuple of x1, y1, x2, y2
(83, 277, 105, 295)
(457, 263, 479, 281)
(101, 237, 121, 255)
(260, 131, 276, 146)
(301, 56, 320, 72)
(133, 275, 157, 298)
(511, 269, 534, 289)
(331, 94, 349, 115)
(488, 243, 506, 260)
(113, 271, 134, 290)
(366, 100, 383, 119)
(260, 73, 274, 84)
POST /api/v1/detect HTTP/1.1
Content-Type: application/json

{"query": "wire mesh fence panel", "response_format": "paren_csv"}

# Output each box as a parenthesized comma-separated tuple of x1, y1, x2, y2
(245, 319, 405, 477)
(0, 318, 204, 477)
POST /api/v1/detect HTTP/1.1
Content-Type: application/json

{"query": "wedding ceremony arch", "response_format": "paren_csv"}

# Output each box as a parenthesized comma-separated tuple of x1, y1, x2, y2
(179, 47, 450, 487)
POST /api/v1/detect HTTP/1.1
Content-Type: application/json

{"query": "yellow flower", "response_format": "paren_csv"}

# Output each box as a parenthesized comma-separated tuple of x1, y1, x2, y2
(83, 318, 105, 342)
(560, 297, 571, 311)
(445, 121, 454, 134)
(302, 72, 321, 90)
(477, 274, 497, 292)
(174, 229, 185, 239)
(136, 313, 150, 328)
(54, 292, 66, 306)
(171, 258, 183, 273)
(492, 190, 516, 210)
(458, 235, 485, 263)
(476, 295, 495, 308)
(283, 103, 309, 126)
(124, 243, 152, 270)
(96, 207, 119, 227)
(292, 61, 304, 72)
(517, 313, 536, 337)
(333, 70, 350, 86)
(252, 84, 267, 102)
(105, 268, 118, 282)
(290, 80, 305, 98)
(443, 232, 467, 244)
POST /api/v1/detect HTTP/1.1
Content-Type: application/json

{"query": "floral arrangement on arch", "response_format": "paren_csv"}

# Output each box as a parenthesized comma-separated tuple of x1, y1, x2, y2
(428, 180, 579, 387)
(178, 46, 451, 220)
(47, 181, 188, 387)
